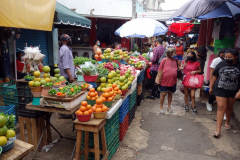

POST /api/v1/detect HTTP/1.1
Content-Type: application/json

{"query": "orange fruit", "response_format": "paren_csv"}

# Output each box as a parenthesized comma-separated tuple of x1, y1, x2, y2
(113, 93, 116, 96)
(87, 105, 91, 109)
(104, 88, 109, 93)
(86, 95, 91, 100)
(88, 108, 93, 114)
(95, 95, 99, 98)
(102, 106, 108, 112)
(102, 97, 107, 101)
(95, 91, 98, 96)
(79, 111, 84, 115)
(91, 97, 96, 100)
(84, 111, 90, 115)
(114, 87, 119, 91)
(117, 90, 121, 94)
(89, 88, 95, 92)
(80, 106, 87, 112)
(109, 92, 113, 97)
(107, 97, 113, 101)
(103, 93, 110, 98)
(92, 106, 96, 112)
(96, 108, 102, 113)
(108, 87, 113, 92)
(96, 104, 103, 108)
(90, 92, 95, 97)
(75, 110, 80, 114)
(112, 84, 117, 88)
(96, 98, 103, 104)
(114, 91, 117, 93)
(81, 101, 88, 106)
(88, 92, 91, 96)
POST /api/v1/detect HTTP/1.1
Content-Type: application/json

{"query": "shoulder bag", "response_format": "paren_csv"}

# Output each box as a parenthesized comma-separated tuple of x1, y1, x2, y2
(175, 59, 183, 80)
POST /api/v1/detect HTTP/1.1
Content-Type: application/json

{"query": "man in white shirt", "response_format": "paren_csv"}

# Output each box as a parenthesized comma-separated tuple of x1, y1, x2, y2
(206, 48, 227, 112)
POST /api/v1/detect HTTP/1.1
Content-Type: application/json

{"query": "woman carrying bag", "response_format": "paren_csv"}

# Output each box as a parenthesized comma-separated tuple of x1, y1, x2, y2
(155, 48, 178, 115)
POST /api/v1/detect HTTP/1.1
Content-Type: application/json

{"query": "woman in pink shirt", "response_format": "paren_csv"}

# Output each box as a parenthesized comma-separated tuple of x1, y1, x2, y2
(180, 51, 201, 115)
(156, 48, 178, 114)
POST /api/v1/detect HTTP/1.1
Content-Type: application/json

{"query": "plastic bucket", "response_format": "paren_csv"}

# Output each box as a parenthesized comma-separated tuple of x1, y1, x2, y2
(121, 89, 128, 96)
(76, 113, 92, 122)
(77, 75, 85, 82)
(30, 86, 43, 92)
(2, 136, 16, 152)
(93, 112, 106, 119)
(83, 74, 99, 82)
(103, 100, 113, 108)
(41, 87, 51, 96)
(32, 97, 41, 105)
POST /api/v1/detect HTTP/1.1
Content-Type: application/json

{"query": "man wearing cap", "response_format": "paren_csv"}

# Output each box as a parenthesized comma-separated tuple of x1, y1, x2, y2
(146, 38, 165, 100)
(59, 34, 75, 83)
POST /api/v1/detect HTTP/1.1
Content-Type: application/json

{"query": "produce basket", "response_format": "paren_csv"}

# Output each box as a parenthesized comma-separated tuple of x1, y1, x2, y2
(32, 92, 42, 98)
(86, 100, 96, 106)
(93, 112, 106, 119)
(103, 100, 113, 108)
(83, 74, 99, 82)
(115, 93, 121, 100)
(24, 78, 33, 81)
(121, 89, 128, 96)
(76, 113, 92, 122)
(77, 75, 85, 82)
(2, 136, 16, 152)
(53, 84, 60, 88)
(30, 86, 43, 92)
(41, 87, 52, 96)
(102, 59, 109, 63)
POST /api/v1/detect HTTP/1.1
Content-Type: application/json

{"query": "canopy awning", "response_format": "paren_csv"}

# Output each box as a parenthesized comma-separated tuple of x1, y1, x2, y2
(0, 0, 56, 31)
(54, 2, 91, 28)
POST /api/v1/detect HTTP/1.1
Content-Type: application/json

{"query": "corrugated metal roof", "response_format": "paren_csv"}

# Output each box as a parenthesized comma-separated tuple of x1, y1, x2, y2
(57, 0, 133, 19)
(137, 11, 176, 21)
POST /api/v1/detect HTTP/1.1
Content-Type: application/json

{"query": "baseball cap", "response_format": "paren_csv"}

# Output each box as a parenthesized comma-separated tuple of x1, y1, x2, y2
(60, 34, 71, 41)
(155, 38, 163, 44)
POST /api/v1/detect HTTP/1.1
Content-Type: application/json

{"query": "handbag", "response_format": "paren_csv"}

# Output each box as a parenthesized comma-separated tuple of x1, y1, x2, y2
(175, 59, 183, 80)
(155, 58, 167, 84)
(182, 73, 204, 89)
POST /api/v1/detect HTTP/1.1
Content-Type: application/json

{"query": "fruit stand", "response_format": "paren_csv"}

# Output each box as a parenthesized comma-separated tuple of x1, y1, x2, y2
(14, 47, 148, 159)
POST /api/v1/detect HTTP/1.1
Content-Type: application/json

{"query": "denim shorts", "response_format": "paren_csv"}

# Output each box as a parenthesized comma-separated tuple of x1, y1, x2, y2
(160, 84, 177, 93)
(173, 55, 183, 61)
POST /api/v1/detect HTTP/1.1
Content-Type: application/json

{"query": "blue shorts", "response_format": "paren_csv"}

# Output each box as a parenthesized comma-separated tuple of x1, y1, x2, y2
(173, 55, 183, 61)
(160, 84, 177, 93)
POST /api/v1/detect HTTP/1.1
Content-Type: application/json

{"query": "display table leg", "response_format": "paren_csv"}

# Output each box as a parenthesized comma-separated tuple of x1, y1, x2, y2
(94, 132, 100, 160)
(75, 131, 82, 160)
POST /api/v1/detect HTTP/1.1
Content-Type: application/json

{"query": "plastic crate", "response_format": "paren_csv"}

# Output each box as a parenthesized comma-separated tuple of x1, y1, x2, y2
(18, 96, 33, 105)
(129, 104, 137, 126)
(119, 96, 129, 123)
(0, 105, 17, 125)
(105, 111, 119, 139)
(3, 85, 18, 106)
(0, 80, 14, 95)
(129, 89, 137, 110)
(119, 113, 129, 141)
(17, 104, 40, 118)
(16, 81, 33, 97)
(137, 69, 144, 84)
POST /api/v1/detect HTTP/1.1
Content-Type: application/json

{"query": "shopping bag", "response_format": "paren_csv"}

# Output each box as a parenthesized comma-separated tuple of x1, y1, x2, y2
(182, 74, 204, 89)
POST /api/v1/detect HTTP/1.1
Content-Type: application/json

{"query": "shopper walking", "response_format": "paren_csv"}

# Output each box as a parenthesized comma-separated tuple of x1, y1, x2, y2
(209, 49, 240, 138)
(155, 48, 178, 114)
(174, 41, 184, 66)
(146, 38, 165, 100)
(206, 48, 227, 111)
(93, 40, 101, 56)
(196, 46, 207, 75)
(180, 51, 201, 115)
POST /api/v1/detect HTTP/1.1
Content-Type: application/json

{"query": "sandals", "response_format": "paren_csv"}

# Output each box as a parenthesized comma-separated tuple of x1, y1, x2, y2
(224, 124, 231, 130)
(167, 109, 173, 113)
(159, 110, 165, 115)
(213, 132, 220, 138)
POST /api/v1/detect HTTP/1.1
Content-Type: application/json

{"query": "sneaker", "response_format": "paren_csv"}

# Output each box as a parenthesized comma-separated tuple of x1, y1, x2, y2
(223, 113, 226, 121)
(185, 105, 189, 112)
(146, 95, 155, 100)
(191, 107, 197, 115)
(206, 102, 213, 111)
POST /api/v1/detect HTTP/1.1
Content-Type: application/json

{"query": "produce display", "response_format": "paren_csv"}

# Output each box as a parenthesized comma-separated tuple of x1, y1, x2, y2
(99, 87, 116, 102)
(86, 88, 99, 100)
(24, 75, 34, 81)
(94, 49, 103, 61)
(73, 57, 97, 66)
(75, 101, 93, 115)
(0, 113, 16, 146)
(102, 48, 112, 59)
(128, 57, 147, 68)
(76, 62, 98, 76)
(92, 98, 108, 112)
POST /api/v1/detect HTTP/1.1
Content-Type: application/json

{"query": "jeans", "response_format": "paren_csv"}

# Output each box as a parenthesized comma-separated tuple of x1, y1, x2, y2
(150, 71, 160, 96)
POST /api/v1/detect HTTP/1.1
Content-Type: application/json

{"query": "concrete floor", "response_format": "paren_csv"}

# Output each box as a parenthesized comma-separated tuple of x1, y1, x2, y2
(19, 86, 240, 160)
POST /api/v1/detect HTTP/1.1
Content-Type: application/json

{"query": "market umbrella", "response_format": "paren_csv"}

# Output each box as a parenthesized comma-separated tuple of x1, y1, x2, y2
(169, 0, 240, 21)
(168, 23, 194, 37)
(115, 18, 168, 38)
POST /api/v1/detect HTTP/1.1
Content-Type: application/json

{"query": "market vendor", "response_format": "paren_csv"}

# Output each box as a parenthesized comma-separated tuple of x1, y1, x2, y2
(59, 34, 75, 83)
(93, 40, 101, 57)
(112, 42, 119, 51)
(16, 52, 27, 79)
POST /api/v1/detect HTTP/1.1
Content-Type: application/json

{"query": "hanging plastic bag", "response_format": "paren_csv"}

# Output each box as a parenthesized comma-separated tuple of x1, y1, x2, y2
(38, 63, 43, 72)
(182, 73, 204, 89)
(22, 64, 27, 73)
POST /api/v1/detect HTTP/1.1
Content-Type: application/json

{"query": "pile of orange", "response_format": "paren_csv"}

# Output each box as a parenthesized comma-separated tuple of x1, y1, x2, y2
(75, 101, 93, 115)
(99, 87, 116, 102)
(92, 98, 108, 113)
(86, 88, 99, 100)
(112, 84, 122, 94)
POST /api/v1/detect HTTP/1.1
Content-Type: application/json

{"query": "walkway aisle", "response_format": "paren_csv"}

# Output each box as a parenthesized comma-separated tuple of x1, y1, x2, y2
(112, 86, 240, 160)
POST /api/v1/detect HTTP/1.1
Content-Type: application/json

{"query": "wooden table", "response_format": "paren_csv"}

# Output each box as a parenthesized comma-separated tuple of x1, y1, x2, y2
(74, 117, 109, 160)
(1, 139, 34, 160)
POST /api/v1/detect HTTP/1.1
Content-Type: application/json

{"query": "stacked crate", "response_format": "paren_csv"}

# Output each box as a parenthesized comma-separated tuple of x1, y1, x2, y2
(16, 81, 39, 118)
(3, 85, 18, 106)
(137, 69, 145, 106)
(119, 96, 129, 141)
(0, 79, 14, 95)
(129, 89, 137, 125)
